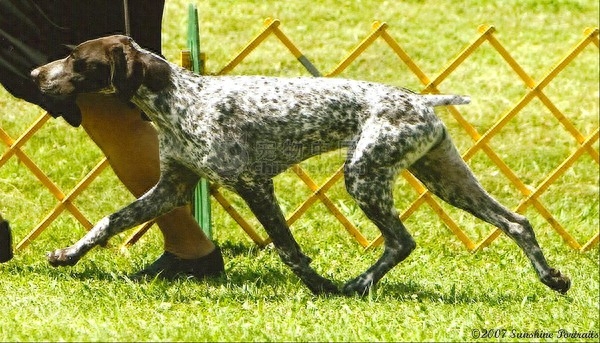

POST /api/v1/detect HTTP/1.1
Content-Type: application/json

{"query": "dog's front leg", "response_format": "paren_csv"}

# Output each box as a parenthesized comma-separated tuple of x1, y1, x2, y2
(235, 179, 339, 295)
(47, 162, 199, 267)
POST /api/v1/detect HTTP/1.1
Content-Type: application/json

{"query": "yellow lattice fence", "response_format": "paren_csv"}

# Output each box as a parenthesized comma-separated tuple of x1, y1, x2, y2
(151, 18, 598, 252)
(1, 20, 598, 254)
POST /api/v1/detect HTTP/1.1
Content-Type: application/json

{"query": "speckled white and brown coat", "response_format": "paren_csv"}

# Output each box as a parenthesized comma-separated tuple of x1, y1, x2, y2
(32, 35, 570, 295)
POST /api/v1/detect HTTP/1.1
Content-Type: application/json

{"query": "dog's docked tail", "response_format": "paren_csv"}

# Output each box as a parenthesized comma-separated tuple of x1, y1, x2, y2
(420, 94, 471, 107)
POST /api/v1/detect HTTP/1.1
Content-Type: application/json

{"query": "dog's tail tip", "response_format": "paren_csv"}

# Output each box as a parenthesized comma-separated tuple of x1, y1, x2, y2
(421, 94, 471, 107)
(455, 95, 471, 105)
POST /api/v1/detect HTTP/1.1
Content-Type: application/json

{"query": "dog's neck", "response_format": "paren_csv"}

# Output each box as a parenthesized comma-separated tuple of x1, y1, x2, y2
(130, 62, 201, 134)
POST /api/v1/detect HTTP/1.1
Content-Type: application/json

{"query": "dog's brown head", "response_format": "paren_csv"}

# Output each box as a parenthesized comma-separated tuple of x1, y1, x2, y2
(31, 35, 170, 126)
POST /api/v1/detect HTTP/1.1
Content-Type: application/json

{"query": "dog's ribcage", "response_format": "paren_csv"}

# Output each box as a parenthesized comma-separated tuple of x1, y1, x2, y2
(132, 63, 444, 185)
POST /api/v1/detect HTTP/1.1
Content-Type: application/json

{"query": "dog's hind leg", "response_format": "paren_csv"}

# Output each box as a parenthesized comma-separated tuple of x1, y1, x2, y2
(407, 133, 570, 294)
(343, 164, 417, 295)
(234, 179, 339, 295)
(47, 160, 200, 267)
(341, 119, 442, 295)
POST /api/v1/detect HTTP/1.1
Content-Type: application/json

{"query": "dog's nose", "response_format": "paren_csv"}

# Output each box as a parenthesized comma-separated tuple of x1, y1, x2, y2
(30, 68, 41, 82)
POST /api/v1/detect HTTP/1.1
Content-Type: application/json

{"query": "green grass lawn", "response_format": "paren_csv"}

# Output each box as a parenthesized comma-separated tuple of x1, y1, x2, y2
(1, 0, 599, 341)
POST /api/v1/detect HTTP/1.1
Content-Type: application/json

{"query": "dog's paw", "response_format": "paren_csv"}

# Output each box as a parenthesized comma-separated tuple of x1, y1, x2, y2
(541, 268, 571, 294)
(306, 280, 340, 295)
(46, 248, 79, 267)
(342, 276, 375, 296)
(304, 276, 340, 295)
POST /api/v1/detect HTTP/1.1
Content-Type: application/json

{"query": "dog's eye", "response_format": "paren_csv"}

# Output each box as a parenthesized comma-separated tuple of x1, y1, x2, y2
(73, 59, 86, 73)
(72, 59, 104, 74)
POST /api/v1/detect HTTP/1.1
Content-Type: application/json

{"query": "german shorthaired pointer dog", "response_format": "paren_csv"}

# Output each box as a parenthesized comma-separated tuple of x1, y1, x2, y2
(31, 35, 570, 295)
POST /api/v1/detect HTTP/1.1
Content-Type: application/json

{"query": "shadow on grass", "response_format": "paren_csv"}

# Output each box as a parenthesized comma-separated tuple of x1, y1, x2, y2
(34, 255, 293, 293)
(376, 279, 533, 305)
(218, 240, 265, 257)
(3, 259, 125, 283)
(3, 241, 280, 286)
(5, 258, 542, 305)
(4, 243, 546, 305)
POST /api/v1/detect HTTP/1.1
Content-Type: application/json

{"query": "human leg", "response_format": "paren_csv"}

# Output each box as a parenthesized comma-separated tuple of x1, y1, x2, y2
(76, 94, 222, 277)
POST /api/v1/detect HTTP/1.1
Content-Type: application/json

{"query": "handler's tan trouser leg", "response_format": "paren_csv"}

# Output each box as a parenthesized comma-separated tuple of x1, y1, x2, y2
(76, 94, 214, 259)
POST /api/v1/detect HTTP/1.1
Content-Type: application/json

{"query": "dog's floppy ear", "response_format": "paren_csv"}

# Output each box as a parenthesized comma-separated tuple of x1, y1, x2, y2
(108, 44, 143, 103)
(59, 99, 83, 127)
(41, 96, 82, 127)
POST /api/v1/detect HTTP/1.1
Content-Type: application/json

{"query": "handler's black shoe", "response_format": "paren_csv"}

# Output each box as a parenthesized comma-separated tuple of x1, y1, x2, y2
(130, 246, 224, 281)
